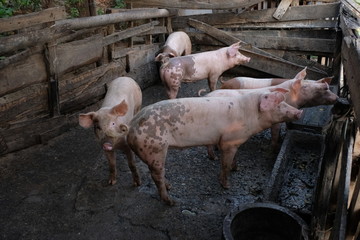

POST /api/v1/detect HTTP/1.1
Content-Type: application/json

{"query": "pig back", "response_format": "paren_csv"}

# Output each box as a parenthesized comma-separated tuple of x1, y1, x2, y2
(103, 77, 142, 117)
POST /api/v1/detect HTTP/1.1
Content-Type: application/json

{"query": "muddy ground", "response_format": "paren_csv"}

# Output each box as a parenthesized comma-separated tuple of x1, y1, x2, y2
(0, 80, 292, 240)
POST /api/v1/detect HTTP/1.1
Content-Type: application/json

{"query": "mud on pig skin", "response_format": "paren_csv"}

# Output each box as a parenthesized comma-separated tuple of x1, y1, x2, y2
(159, 42, 250, 99)
(127, 89, 303, 205)
(155, 31, 192, 64)
(206, 68, 338, 154)
(78, 77, 142, 186)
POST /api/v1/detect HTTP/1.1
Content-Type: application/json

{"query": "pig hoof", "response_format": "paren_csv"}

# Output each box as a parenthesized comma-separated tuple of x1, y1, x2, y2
(108, 178, 117, 185)
(165, 182, 171, 190)
(165, 198, 176, 206)
(221, 181, 230, 189)
(231, 165, 240, 171)
(133, 179, 141, 187)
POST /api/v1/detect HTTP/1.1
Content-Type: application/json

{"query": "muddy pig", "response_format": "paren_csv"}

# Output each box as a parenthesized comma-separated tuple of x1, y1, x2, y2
(205, 68, 338, 155)
(79, 77, 142, 186)
(159, 42, 250, 99)
(155, 31, 192, 64)
(127, 89, 303, 205)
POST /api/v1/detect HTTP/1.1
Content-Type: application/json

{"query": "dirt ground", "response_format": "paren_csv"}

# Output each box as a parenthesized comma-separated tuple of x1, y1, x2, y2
(0, 80, 288, 240)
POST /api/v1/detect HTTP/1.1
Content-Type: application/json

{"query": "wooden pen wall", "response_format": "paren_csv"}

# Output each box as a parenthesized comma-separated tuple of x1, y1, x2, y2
(0, 0, 342, 155)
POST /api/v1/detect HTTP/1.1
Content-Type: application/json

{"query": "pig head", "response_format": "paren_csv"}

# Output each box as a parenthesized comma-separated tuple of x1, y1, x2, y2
(78, 77, 142, 186)
(155, 31, 192, 64)
(127, 89, 302, 205)
(159, 42, 250, 99)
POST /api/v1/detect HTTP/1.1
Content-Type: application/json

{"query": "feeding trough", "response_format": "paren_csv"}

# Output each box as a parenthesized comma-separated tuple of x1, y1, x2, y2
(223, 202, 309, 240)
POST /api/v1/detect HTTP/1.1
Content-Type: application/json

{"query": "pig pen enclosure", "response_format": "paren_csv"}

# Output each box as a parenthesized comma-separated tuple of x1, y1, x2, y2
(1, 0, 360, 239)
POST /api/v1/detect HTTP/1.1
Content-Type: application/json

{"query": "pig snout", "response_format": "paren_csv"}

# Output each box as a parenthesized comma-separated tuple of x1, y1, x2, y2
(103, 142, 114, 151)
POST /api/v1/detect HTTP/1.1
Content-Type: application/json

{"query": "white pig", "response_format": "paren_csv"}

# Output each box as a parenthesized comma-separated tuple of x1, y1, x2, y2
(205, 68, 338, 155)
(155, 31, 192, 64)
(78, 77, 142, 186)
(159, 42, 250, 99)
(127, 89, 303, 205)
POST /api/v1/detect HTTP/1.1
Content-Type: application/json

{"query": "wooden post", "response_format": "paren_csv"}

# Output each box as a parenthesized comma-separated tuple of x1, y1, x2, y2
(45, 41, 60, 116)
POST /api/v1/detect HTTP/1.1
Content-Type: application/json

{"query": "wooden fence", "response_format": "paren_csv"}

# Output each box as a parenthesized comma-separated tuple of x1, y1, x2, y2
(0, 0, 346, 153)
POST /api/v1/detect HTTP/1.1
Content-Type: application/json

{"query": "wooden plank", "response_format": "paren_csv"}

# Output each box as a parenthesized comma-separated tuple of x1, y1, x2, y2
(331, 120, 353, 240)
(125, 0, 265, 9)
(273, 0, 293, 20)
(216, 19, 338, 29)
(103, 20, 159, 46)
(187, 18, 328, 79)
(55, 34, 104, 75)
(342, 0, 360, 19)
(52, 9, 169, 31)
(232, 33, 336, 54)
(0, 53, 47, 96)
(0, 7, 66, 33)
(0, 83, 48, 125)
(340, 14, 360, 129)
(172, 2, 340, 29)
(0, 45, 43, 70)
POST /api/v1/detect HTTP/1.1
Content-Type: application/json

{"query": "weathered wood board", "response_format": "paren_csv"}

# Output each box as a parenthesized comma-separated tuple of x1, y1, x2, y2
(172, 2, 340, 29)
(0, 7, 67, 33)
(126, 0, 265, 9)
(0, 53, 47, 96)
(54, 34, 104, 75)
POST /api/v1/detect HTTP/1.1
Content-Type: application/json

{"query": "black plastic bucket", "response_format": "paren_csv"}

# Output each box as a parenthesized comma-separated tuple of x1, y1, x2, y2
(223, 202, 309, 240)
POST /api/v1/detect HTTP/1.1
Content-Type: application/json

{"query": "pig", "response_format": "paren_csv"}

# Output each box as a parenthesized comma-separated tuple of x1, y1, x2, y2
(78, 77, 142, 186)
(220, 76, 291, 89)
(205, 68, 338, 156)
(127, 89, 303, 205)
(155, 31, 192, 64)
(159, 42, 250, 99)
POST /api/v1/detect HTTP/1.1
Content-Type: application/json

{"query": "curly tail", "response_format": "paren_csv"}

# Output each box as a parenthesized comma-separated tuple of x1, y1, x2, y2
(198, 88, 208, 97)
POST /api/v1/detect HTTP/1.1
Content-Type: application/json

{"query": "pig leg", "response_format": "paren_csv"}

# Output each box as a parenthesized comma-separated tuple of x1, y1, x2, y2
(141, 148, 174, 205)
(270, 123, 282, 151)
(123, 146, 141, 186)
(206, 145, 217, 160)
(207, 75, 220, 91)
(219, 146, 238, 189)
(104, 151, 117, 185)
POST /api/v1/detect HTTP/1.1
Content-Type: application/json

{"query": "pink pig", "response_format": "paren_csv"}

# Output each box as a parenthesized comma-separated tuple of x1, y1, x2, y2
(127, 89, 303, 205)
(206, 68, 338, 155)
(159, 42, 250, 99)
(155, 31, 192, 64)
(78, 77, 142, 186)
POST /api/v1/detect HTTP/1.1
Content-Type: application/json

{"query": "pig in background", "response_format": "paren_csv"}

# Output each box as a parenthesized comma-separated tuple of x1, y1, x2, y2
(205, 68, 338, 154)
(78, 77, 142, 186)
(155, 31, 192, 64)
(127, 89, 303, 205)
(159, 42, 250, 99)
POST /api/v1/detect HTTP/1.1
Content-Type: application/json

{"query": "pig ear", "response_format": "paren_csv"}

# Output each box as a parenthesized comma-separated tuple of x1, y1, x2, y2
(111, 100, 128, 116)
(269, 87, 289, 94)
(294, 67, 307, 80)
(227, 45, 239, 57)
(259, 92, 285, 112)
(79, 112, 96, 128)
(118, 124, 129, 135)
(317, 76, 333, 84)
(155, 53, 164, 62)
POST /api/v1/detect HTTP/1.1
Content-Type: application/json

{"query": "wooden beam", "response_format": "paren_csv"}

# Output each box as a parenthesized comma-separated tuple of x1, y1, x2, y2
(172, 2, 340, 29)
(52, 9, 170, 31)
(273, 0, 293, 20)
(103, 20, 159, 46)
(0, 7, 66, 33)
(187, 18, 328, 79)
(125, 0, 264, 9)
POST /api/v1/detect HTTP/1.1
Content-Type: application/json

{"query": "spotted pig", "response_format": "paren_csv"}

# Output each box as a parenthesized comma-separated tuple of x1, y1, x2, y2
(127, 89, 303, 205)
(159, 42, 250, 99)
(155, 31, 192, 64)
